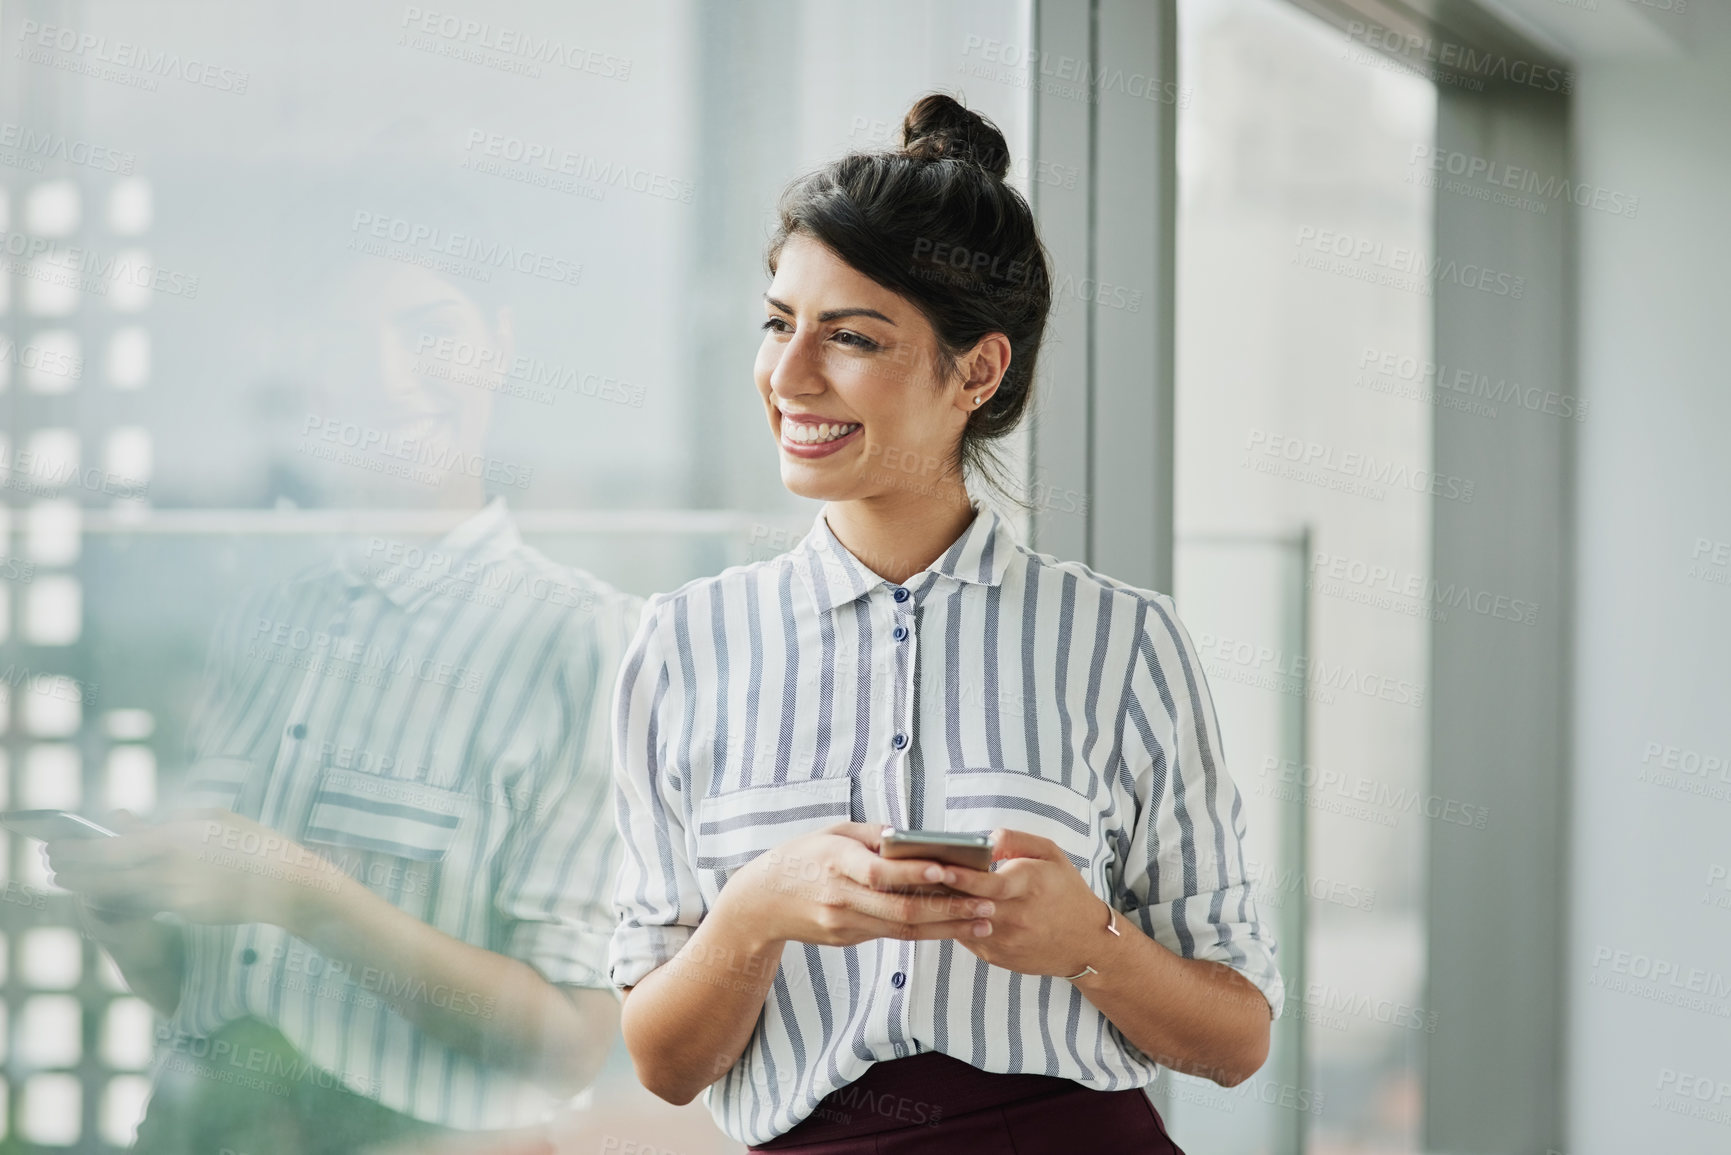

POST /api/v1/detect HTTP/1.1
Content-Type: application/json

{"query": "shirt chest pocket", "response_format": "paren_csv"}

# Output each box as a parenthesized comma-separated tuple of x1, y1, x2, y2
(943, 768, 1104, 891)
(174, 756, 259, 817)
(302, 769, 471, 863)
(694, 777, 854, 900)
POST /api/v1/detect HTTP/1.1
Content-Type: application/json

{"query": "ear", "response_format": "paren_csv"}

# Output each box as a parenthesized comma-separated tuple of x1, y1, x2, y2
(954, 332, 1012, 414)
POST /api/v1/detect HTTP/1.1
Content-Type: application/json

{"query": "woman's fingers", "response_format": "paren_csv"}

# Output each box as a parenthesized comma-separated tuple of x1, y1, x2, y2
(926, 862, 1015, 899)
(830, 840, 961, 894)
(870, 915, 994, 942)
(838, 878, 993, 926)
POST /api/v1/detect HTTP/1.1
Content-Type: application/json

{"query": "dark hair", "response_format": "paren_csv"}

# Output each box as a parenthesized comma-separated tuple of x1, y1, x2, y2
(767, 93, 1052, 498)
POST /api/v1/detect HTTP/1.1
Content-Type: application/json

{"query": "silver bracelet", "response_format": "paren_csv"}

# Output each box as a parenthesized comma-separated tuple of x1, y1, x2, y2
(1061, 900, 1121, 981)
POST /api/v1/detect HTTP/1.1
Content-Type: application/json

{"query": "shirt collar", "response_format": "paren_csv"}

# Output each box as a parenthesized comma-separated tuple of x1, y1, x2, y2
(337, 497, 522, 611)
(794, 500, 1015, 615)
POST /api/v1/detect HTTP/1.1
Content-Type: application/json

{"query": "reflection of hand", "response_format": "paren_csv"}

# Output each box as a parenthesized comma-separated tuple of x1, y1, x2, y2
(934, 828, 1109, 978)
(717, 822, 994, 948)
(45, 808, 348, 929)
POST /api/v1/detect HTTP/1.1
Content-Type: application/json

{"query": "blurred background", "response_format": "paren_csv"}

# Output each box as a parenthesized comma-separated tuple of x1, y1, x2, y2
(0, 0, 1724, 1152)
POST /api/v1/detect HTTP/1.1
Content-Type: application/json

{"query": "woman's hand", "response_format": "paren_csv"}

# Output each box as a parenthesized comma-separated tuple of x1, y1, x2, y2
(934, 828, 1111, 977)
(717, 821, 993, 948)
(44, 808, 346, 929)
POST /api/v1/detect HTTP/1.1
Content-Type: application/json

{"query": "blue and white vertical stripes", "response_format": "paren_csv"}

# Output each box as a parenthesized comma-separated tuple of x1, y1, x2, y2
(609, 500, 1284, 1147)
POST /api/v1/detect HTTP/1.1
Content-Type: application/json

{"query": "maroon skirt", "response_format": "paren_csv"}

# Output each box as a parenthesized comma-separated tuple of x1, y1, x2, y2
(747, 1050, 1184, 1154)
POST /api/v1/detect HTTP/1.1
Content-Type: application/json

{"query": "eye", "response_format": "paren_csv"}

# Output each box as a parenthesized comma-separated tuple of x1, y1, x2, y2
(760, 317, 792, 335)
(832, 330, 882, 352)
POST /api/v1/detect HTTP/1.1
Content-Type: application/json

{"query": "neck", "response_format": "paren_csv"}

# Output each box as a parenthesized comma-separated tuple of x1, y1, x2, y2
(822, 485, 978, 585)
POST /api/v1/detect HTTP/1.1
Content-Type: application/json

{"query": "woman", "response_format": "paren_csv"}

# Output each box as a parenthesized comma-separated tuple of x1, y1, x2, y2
(609, 94, 1284, 1153)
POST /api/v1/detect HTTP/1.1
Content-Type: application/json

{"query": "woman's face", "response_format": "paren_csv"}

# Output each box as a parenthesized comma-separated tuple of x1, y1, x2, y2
(755, 234, 983, 504)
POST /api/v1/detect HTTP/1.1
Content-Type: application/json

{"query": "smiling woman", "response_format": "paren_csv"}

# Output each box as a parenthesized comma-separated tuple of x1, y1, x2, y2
(609, 92, 1283, 1154)
(758, 93, 1051, 518)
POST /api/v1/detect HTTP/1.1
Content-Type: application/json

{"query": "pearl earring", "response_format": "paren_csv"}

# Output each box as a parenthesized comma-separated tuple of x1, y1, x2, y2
(974, 396, 984, 406)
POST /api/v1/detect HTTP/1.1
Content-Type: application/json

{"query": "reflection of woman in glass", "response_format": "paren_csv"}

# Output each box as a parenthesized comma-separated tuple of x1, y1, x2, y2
(610, 94, 1283, 1153)
(46, 241, 634, 1152)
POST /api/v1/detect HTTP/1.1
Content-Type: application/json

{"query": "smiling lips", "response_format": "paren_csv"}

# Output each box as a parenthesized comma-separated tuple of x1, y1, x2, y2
(779, 414, 863, 458)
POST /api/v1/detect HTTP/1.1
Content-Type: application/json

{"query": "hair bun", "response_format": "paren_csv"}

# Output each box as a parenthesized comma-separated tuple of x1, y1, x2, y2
(900, 93, 1011, 181)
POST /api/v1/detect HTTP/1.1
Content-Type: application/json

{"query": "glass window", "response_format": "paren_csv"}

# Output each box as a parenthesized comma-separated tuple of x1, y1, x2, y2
(1175, 1, 1436, 1152)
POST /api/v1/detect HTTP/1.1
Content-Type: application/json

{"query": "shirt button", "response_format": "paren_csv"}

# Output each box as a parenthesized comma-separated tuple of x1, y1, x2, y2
(892, 732, 908, 751)
(240, 949, 259, 966)
(893, 1043, 907, 1057)
(288, 723, 307, 740)
(891, 971, 906, 989)
(893, 587, 910, 603)
(892, 625, 909, 642)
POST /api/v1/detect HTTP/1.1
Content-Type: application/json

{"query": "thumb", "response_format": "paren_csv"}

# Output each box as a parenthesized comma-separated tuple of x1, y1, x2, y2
(989, 828, 1068, 864)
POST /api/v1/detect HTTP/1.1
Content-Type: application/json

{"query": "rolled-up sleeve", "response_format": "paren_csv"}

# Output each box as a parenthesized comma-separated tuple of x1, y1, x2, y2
(607, 596, 703, 991)
(1115, 595, 1285, 1020)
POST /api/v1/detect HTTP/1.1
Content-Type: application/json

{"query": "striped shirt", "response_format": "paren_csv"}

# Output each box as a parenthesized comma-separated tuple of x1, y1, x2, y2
(159, 498, 640, 1130)
(609, 500, 1284, 1146)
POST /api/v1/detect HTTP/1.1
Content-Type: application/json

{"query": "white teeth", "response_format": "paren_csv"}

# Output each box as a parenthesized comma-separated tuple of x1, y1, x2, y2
(785, 421, 858, 445)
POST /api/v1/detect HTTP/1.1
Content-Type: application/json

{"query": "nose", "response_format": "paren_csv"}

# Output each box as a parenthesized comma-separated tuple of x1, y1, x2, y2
(767, 325, 826, 402)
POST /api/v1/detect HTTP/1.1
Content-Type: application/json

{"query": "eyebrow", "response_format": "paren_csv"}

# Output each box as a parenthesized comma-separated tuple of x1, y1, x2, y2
(764, 295, 897, 326)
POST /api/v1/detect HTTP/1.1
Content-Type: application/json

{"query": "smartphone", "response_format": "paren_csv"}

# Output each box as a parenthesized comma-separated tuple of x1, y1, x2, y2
(0, 810, 119, 841)
(879, 829, 993, 872)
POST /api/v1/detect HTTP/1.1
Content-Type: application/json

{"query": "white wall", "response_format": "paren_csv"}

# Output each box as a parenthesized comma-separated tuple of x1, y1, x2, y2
(1569, 7, 1731, 1151)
